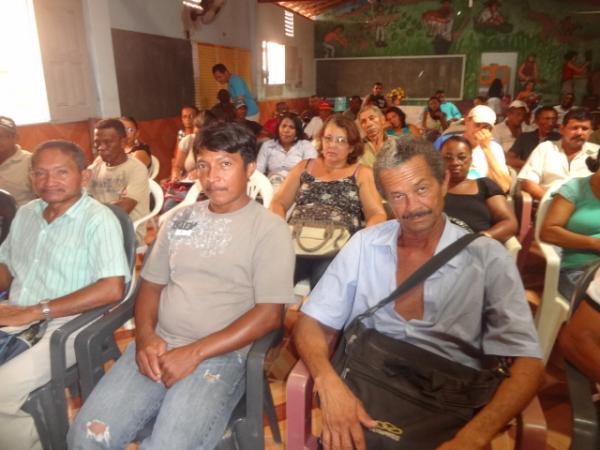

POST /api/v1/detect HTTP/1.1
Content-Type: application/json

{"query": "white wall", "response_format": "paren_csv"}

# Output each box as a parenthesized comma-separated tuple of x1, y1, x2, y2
(108, 0, 254, 50)
(256, 3, 315, 100)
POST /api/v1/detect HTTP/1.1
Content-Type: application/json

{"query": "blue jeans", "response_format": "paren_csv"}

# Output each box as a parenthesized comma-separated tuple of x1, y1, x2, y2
(67, 342, 246, 450)
(558, 267, 584, 302)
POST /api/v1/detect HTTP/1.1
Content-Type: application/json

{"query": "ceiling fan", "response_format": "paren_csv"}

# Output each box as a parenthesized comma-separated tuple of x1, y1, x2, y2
(181, 0, 227, 39)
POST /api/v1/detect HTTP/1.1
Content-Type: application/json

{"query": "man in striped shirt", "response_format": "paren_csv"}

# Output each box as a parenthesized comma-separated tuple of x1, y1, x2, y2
(0, 140, 130, 450)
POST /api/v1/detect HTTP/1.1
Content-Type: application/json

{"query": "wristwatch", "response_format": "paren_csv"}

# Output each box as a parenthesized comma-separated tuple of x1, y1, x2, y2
(39, 299, 52, 321)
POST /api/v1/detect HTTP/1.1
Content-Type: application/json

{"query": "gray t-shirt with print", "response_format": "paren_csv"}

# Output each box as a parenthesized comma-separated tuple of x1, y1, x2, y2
(141, 199, 296, 349)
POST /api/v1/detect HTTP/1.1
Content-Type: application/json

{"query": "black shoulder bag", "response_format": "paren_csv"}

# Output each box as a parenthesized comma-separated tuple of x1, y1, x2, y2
(331, 233, 509, 450)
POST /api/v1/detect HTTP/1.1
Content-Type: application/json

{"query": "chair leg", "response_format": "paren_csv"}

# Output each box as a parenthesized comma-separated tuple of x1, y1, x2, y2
(22, 383, 68, 450)
(263, 378, 281, 443)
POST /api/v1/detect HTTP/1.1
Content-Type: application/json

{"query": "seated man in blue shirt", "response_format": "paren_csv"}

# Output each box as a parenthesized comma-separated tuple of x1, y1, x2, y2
(294, 137, 543, 450)
(0, 140, 130, 450)
(436, 89, 462, 122)
(212, 63, 259, 121)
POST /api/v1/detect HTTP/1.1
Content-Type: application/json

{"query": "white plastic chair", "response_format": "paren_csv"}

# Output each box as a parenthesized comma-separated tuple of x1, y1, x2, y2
(133, 179, 164, 254)
(149, 155, 160, 179)
(158, 181, 202, 227)
(248, 170, 273, 208)
(533, 181, 568, 364)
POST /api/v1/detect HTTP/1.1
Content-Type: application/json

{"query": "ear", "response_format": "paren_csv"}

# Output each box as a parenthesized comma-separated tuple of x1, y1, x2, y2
(245, 161, 256, 180)
(80, 168, 92, 187)
(441, 170, 450, 197)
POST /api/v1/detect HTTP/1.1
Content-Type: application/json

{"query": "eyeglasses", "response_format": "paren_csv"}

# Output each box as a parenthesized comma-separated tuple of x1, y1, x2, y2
(323, 135, 348, 145)
(443, 154, 470, 163)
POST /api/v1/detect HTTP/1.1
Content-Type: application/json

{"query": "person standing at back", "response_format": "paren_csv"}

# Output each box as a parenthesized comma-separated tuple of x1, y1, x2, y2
(213, 63, 259, 121)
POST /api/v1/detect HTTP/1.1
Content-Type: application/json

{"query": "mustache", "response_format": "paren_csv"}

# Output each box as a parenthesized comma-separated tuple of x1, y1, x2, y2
(402, 209, 432, 220)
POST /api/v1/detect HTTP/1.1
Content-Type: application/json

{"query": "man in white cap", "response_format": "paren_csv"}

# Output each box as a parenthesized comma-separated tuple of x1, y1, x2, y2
(464, 105, 512, 192)
(492, 100, 529, 153)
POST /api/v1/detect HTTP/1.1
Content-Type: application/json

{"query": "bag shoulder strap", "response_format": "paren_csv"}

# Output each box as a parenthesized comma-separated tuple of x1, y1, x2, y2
(356, 232, 483, 322)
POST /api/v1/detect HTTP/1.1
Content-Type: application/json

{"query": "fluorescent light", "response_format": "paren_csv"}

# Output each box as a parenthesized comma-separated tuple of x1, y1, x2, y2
(183, 1, 204, 12)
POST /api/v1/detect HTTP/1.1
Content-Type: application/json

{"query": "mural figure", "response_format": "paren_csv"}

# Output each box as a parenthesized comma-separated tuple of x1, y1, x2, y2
(322, 25, 348, 58)
(367, 0, 389, 48)
(517, 53, 539, 86)
(474, 0, 513, 34)
(422, 0, 454, 54)
(561, 50, 591, 95)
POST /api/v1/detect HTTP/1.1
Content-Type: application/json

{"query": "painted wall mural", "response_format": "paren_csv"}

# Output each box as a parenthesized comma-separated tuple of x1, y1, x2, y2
(315, 0, 600, 102)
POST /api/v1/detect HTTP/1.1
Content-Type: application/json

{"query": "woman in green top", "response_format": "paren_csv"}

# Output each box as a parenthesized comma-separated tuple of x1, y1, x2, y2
(540, 149, 600, 299)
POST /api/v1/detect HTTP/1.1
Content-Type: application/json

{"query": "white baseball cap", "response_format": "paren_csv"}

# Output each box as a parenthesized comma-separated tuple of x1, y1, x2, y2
(467, 105, 496, 126)
(508, 100, 529, 112)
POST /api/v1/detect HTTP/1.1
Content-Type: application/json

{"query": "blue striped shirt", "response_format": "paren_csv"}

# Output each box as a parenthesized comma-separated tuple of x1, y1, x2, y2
(0, 192, 130, 307)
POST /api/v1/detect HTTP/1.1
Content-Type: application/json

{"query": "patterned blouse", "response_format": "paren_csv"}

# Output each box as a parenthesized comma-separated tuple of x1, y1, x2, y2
(289, 161, 363, 234)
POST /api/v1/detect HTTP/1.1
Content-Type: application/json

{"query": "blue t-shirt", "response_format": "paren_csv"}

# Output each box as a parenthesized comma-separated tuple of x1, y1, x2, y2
(228, 74, 258, 116)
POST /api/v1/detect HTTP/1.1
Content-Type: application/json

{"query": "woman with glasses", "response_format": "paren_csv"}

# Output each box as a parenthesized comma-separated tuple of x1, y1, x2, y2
(120, 116, 152, 170)
(270, 114, 386, 288)
(440, 136, 517, 241)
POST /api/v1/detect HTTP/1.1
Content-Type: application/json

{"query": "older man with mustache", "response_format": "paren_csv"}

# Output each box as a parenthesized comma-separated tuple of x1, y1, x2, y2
(357, 105, 397, 168)
(294, 137, 543, 450)
(519, 108, 598, 201)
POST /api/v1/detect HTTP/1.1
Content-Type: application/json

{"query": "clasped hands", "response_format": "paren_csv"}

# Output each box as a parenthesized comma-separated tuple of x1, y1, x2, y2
(135, 332, 202, 387)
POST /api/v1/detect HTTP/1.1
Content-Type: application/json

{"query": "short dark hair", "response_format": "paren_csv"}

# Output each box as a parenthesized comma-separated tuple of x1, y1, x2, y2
(317, 114, 363, 164)
(95, 118, 126, 138)
(212, 63, 228, 74)
(586, 148, 600, 173)
(32, 140, 87, 171)
(385, 106, 406, 127)
(440, 135, 473, 152)
(435, 89, 445, 95)
(534, 106, 557, 120)
(563, 107, 592, 126)
(350, 95, 362, 103)
(120, 116, 138, 128)
(217, 89, 230, 102)
(194, 122, 257, 165)
(182, 105, 200, 114)
(373, 82, 383, 87)
(373, 136, 444, 197)
(275, 113, 306, 144)
(193, 110, 218, 129)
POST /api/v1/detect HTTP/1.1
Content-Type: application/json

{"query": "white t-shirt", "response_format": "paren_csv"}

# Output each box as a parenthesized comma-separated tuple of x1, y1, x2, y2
(304, 116, 323, 140)
(517, 140, 598, 190)
(87, 155, 150, 241)
(468, 141, 509, 179)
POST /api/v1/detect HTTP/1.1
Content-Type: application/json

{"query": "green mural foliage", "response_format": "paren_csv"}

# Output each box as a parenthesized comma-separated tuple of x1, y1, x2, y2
(315, 0, 600, 102)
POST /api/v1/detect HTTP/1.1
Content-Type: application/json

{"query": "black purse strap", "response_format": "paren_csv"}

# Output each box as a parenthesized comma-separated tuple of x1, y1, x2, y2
(355, 232, 483, 323)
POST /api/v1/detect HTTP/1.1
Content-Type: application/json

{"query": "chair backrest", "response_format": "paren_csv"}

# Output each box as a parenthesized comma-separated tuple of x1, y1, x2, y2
(248, 170, 273, 208)
(105, 204, 137, 291)
(149, 155, 160, 179)
(0, 189, 17, 245)
(534, 180, 566, 244)
(132, 179, 164, 233)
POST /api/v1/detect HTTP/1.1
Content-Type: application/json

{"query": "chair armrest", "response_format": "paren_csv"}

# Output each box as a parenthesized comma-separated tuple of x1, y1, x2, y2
(515, 397, 547, 450)
(537, 241, 562, 311)
(243, 327, 284, 442)
(74, 297, 135, 400)
(504, 236, 521, 261)
(286, 359, 318, 450)
(286, 331, 340, 450)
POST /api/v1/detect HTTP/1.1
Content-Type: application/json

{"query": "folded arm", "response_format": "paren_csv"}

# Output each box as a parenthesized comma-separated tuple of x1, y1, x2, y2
(540, 194, 600, 252)
(0, 276, 124, 327)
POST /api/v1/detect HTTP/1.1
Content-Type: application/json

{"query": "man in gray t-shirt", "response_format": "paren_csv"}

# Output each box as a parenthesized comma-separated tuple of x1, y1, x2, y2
(69, 123, 295, 449)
